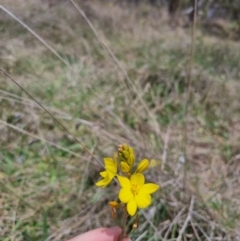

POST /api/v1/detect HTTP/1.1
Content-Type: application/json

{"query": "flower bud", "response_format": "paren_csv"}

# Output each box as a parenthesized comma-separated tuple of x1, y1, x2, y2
(109, 201, 120, 208)
(128, 147, 135, 167)
(109, 201, 120, 220)
(118, 144, 123, 152)
(121, 150, 130, 160)
(132, 214, 139, 229)
(135, 159, 149, 173)
(118, 144, 135, 169)
(120, 161, 130, 173)
(118, 144, 127, 161)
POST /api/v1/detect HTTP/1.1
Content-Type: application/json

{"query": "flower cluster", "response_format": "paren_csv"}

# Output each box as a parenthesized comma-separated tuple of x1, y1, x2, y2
(96, 144, 159, 218)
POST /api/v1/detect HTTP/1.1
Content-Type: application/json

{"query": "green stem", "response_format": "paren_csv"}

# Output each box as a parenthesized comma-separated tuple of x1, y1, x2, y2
(118, 206, 128, 241)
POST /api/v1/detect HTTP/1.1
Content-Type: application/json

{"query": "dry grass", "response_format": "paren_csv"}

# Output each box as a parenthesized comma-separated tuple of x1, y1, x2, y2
(1, 0, 240, 240)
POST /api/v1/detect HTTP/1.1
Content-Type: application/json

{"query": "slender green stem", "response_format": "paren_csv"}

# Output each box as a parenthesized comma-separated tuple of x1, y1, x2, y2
(118, 206, 128, 241)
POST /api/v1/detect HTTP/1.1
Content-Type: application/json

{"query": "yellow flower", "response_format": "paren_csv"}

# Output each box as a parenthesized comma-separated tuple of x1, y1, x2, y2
(95, 155, 117, 188)
(117, 173, 159, 216)
(135, 159, 149, 173)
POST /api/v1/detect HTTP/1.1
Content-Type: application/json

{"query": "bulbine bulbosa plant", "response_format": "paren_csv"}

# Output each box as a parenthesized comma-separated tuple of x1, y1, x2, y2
(96, 144, 160, 240)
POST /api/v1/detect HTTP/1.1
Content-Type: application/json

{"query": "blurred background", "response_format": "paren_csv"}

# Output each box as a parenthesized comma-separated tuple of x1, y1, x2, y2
(1, 0, 240, 240)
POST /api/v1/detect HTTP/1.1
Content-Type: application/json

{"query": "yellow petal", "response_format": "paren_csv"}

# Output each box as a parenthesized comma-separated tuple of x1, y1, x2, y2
(140, 183, 160, 195)
(135, 193, 151, 208)
(113, 152, 118, 162)
(119, 188, 133, 203)
(127, 198, 137, 216)
(120, 161, 130, 173)
(100, 171, 107, 178)
(104, 158, 117, 174)
(130, 173, 145, 189)
(95, 177, 110, 187)
(135, 159, 149, 173)
(117, 175, 131, 188)
(104, 158, 113, 166)
(106, 169, 115, 180)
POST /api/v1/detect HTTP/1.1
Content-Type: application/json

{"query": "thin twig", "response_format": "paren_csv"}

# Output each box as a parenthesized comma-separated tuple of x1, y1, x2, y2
(69, 0, 163, 145)
(0, 5, 70, 67)
(0, 89, 94, 125)
(0, 69, 101, 166)
(183, 0, 198, 189)
(176, 196, 195, 241)
(161, 126, 170, 171)
(139, 210, 164, 241)
(194, 222, 211, 241)
(91, 89, 137, 140)
(135, 230, 148, 241)
(192, 211, 218, 229)
(163, 206, 187, 240)
(190, 220, 202, 241)
(0, 119, 82, 159)
(11, 178, 26, 241)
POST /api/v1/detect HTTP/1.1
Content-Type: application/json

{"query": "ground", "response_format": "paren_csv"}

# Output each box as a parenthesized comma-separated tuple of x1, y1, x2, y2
(0, 0, 240, 240)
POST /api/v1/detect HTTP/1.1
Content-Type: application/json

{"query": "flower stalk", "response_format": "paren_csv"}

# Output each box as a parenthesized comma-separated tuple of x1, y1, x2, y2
(96, 144, 160, 240)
